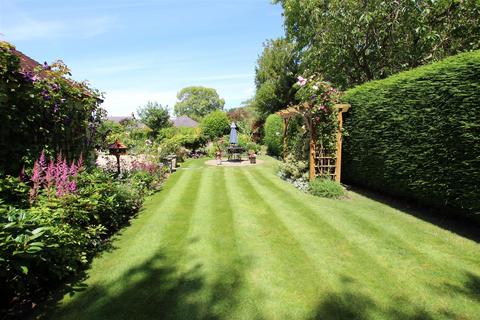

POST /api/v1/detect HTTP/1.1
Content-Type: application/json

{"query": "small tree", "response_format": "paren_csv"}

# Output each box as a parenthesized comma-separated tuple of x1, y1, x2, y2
(137, 101, 171, 137)
(264, 114, 284, 157)
(200, 110, 230, 141)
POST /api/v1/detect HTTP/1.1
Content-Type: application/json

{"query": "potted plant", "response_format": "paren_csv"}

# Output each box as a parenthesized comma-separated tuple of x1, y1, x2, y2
(215, 149, 222, 165)
(248, 150, 256, 164)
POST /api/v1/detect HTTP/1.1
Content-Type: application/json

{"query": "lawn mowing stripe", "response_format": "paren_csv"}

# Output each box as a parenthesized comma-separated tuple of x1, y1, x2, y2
(253, 166, 467, 271)
(337, 193, 480, 268)
(97, 165, 206, 320)
(245, 168, 462, 315)
(241, 169, 407, 308)
(49, 166, 201, 320)
(249, 167, 480, 317)
(255, 166, 480, 278)
(229, 168, 323, 320)
(156, 167, 204, 261)
(205, 167, 253, 319)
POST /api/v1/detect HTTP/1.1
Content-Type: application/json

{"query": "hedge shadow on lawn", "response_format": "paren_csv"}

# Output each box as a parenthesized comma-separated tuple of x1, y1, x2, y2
(441, 271, 480, 303)
(37, 249, 248, 320)
(347, 185, 480, 244)
(311, 276, 436, 320)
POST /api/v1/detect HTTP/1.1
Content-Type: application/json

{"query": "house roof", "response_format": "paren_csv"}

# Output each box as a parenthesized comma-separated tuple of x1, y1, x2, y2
(171, 116, 199, 128)
(11, 46, 41, 73)
(107, 116, 134, 124)
(2, 41, 101, 100)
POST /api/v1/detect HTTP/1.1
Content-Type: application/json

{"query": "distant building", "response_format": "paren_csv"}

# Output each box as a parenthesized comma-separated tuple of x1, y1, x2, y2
(107, 116, 134, 124)
(171, 116, 199, 128)
(107, 114, 147, 128)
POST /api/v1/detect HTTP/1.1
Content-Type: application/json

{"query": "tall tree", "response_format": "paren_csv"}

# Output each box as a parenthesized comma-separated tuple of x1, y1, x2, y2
(254, 38, 299, 119)
(274, 0, 480, 88)
(137, 101, 171, 136)
(174, 86, 225, 121)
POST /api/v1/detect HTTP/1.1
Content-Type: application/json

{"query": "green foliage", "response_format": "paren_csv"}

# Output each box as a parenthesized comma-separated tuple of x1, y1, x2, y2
(275, 0, 480, 88)
(227, 104, 259, 137)
(200, 110, 230, 141)
(254, 38, 299, 119)
(278, 154, 308, 180)
(293, 75, 341, 154)
(174, 86, 225, 121)
(343, 50, 480, 220)
(309, 178, 345, 199)
(137, 101, 171, 137)
(0, 164, 167, 311)
(0, 175, 30, 208)
(237, 134, 261, 154)
(263, 114, 284, 157)
(0, 42, 104, 174)
(285, 115, 308, 161)
(157, 127, 206, 160)
(95, 120, 124, 150)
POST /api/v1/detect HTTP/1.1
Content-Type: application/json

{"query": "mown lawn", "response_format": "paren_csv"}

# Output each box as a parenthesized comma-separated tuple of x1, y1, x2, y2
(45, 158, 480, 320)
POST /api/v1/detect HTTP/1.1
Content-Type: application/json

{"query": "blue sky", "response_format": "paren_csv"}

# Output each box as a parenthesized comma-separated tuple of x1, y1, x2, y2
(0, 0, 284, 116)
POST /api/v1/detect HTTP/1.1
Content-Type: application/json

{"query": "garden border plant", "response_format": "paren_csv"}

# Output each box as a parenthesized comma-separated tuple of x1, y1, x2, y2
(0, 149, 168, 318)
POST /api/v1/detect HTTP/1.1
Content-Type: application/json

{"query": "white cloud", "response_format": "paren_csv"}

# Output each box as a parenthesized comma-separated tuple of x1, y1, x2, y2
(102, 89, 178, 116)
(1, 14, 116, 41)
(194, 73, 252, 81)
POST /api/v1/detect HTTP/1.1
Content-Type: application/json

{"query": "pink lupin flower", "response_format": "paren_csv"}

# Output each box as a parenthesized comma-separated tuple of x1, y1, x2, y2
(45, 160, 56, 190)
(39, 150, 47, 170)
(77, 153, 84, 171)
(29, 160, 42, 203)
(31, 161, 41, 185)
(68, 180, 77, 193)
(56, 152, 63, 166)
(69, 161, 78, 177)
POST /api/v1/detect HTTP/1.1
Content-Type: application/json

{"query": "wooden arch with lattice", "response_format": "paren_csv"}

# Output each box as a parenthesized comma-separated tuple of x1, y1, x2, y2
(276, 103, 350, 182)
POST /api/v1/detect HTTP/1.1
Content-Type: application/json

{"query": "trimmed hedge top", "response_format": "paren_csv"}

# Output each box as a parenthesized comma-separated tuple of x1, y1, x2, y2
(343, 50, 480, 220)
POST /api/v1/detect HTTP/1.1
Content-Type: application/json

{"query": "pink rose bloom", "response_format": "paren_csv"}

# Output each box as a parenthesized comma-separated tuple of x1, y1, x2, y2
(297, 76, 307, 87)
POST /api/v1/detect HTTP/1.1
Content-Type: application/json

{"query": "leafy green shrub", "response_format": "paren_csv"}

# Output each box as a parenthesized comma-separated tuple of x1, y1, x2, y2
(264, 114, 284, 157)
(285, 115, 308, 161)
(157, 127, 207, 160)
(237, 134, 261, 154)
(309, 178, 345, 199)
(0, 206, 98, 310)
(0, 42, 104, 175)
(278, 154, 307, 180)
(343, 50, 480, 220)
(200, 110, 230, 140)
(0, 175, 29, 208)
(0, 163, 166, 313)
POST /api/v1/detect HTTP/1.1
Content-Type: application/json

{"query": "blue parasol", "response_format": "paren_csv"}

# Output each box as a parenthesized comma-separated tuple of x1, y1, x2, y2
(229, 122, 238, 145)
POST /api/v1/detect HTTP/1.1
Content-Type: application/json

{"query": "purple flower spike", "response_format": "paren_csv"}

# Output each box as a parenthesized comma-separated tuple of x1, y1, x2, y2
(53, 103, 59, 113)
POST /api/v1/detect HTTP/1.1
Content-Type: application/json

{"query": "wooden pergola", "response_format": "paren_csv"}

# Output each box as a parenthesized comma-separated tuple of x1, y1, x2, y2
(276, 103, 350, 182)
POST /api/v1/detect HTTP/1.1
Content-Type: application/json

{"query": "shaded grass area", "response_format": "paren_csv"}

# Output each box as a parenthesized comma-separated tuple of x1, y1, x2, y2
(41, 158, 480, 320)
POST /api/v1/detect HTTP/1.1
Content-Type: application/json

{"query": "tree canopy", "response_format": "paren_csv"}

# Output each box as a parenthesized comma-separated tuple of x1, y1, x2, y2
(137, 101, 171, 137)
(174, 86, 225, 121)
(254, 38, 299, 119)
(274, 0, 480, 88)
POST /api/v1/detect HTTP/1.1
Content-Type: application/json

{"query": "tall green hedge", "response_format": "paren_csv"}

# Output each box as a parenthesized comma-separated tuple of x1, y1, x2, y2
(264, 114, 284, 157)
(343, 50, 480, 221)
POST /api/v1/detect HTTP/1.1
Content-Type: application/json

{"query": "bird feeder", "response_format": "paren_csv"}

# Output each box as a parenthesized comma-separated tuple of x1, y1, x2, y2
(108, 139, 128, 174)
